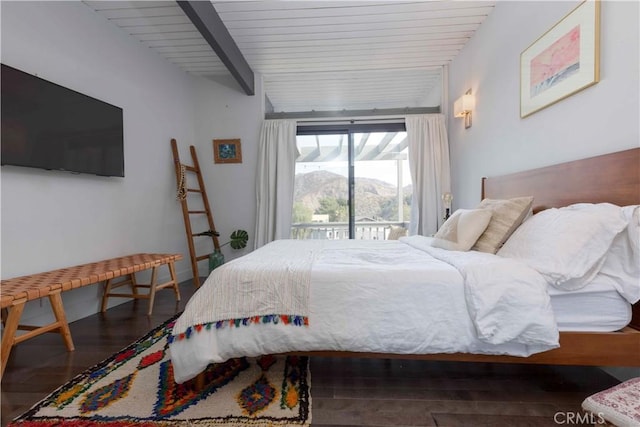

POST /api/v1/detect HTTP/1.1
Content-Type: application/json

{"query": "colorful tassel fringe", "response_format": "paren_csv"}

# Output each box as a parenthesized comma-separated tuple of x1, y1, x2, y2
(168, 315, 309, 343)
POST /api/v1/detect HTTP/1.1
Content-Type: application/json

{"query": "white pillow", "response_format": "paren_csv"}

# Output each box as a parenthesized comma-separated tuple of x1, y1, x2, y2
(598, 205, 640, 303)
(431, 209, 492, 251)
(472, 196, 534, 254)
(497, 203, 628, 290)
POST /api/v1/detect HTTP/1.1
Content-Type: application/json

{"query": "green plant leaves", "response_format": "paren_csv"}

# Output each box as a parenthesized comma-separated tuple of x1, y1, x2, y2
(229, 229, 249, 250)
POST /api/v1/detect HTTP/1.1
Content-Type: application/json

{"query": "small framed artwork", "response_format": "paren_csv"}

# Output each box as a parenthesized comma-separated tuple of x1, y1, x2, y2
(520, 0, 600, 118)
(213, 139, 242, 164)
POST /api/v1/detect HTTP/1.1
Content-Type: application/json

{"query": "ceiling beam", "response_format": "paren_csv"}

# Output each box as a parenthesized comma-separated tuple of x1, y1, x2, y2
(177, 1, 255, 95)
(360, 132, 397, 160)
(317, 135, 345, 162)
(381, 137, 409, 160)
(300, 149, 320, 162)
(266, 106, 439, 120)
(356, 133, 370, 156)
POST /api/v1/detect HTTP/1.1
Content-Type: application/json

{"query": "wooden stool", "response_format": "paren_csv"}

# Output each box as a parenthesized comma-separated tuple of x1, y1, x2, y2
(100, 254, 182, 316)
(582, 377, 640, 426)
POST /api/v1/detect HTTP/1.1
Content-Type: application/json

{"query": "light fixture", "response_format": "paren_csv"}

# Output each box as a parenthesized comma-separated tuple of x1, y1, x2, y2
(454, 89, 475, 129)
(442, 192, 453, 221)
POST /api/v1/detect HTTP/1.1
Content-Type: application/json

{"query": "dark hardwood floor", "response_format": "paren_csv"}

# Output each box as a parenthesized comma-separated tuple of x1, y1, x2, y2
(1, 280, 620, 426)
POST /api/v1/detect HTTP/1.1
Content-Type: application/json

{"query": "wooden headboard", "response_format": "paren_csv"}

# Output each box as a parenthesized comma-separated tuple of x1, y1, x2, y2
(482, 147, 640, 330)
(482, 148, 640, 213)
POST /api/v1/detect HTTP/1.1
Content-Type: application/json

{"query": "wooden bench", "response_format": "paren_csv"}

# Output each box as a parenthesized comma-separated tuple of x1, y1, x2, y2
(0, 253, 183, 378)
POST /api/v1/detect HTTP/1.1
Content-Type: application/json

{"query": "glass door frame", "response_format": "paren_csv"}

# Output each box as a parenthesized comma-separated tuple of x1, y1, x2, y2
(296, 122, 407, 239)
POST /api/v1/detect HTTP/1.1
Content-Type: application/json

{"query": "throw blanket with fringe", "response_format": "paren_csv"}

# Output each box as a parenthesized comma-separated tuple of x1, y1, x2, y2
(170, 240, 319, 342)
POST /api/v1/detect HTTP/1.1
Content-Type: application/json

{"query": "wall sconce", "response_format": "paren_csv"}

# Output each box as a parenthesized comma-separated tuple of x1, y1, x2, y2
(454, 89, 475, 129)
(442, 192, 453, 221)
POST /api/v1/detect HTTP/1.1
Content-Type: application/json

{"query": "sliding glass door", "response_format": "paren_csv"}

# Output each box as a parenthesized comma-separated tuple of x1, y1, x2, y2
(292, 133, 349, 240)
(291, 124, 410, 240)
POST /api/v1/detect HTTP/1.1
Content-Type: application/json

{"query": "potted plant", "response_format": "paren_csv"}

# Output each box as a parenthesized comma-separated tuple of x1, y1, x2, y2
(208, 229, 249, 272)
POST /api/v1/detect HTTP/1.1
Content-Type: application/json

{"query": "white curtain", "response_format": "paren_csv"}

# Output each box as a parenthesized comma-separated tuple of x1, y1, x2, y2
(405, 114, 451, 236)
(253, 119, 299, 249)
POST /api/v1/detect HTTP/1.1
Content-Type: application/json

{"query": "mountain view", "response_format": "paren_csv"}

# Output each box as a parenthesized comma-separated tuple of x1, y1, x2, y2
(292, 170, 411, 223)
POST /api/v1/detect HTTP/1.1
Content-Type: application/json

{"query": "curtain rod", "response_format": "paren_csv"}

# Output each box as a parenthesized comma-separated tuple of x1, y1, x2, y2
(296, 117, 405, 126)
(265, 106, 440, 122)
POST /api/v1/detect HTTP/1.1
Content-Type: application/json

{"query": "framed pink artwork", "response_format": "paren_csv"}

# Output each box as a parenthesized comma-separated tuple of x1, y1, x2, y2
(520, 0, 600, 118)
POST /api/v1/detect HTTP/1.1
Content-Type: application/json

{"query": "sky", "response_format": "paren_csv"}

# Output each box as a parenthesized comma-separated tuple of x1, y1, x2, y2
(296, 160, 411, 187)
(295, 133, 411, 186)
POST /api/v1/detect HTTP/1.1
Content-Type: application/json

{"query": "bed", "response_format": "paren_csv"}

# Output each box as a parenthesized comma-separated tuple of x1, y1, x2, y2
(169, 148, 640, 384)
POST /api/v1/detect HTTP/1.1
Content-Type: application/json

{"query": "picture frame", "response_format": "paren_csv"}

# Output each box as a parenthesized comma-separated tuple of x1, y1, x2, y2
(213, 139, 242, 164)
(520, 0, 600, 118)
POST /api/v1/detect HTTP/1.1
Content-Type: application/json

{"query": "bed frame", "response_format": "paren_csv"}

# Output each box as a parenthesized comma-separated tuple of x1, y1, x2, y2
(194, 148, 639, 389)
(192, 147, 640, 394)
(296, 147, 640, 367)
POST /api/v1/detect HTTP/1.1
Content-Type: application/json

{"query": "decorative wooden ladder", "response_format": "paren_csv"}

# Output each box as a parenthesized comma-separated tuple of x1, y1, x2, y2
(170, 139, 220, 286)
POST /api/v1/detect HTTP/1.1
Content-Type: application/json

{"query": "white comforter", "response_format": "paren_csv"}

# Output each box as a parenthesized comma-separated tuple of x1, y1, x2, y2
(169, 237, 559, 383)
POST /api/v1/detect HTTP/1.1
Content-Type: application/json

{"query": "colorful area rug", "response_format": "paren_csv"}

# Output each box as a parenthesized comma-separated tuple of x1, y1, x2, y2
(9, 315, 311, 426)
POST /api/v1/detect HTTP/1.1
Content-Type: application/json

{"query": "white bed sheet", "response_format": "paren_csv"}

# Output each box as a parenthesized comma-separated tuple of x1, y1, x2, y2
(170, 239, 558, 383)
(551, 275, 632, 332)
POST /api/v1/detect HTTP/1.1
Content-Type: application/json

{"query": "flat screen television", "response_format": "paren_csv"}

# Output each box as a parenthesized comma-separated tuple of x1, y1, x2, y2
(1, 64, 124, 177)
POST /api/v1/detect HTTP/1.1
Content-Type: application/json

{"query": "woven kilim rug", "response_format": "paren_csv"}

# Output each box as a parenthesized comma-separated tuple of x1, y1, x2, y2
(9, 315, 311, 426)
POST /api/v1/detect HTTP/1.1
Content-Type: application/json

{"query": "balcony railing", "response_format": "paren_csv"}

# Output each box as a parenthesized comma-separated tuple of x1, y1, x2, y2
(290, 221, 408, 240)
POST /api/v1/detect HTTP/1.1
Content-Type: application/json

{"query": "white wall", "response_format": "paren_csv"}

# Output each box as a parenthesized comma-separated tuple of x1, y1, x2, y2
(448, 0, 640, 382)
(189, 75, 264, 275)
(0, 1, 198, 323)
(448, 0, 639, 209)
(0, 1, 267, 325)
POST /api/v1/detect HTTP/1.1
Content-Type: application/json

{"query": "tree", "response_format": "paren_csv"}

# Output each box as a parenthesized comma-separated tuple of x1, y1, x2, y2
(316, 197, 348, 222)
(378, 197, 411, 221)
(292, 202, 313, 224)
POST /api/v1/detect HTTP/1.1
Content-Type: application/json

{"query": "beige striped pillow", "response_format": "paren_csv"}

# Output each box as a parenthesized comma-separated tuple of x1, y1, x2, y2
(471, 196, 534, 254)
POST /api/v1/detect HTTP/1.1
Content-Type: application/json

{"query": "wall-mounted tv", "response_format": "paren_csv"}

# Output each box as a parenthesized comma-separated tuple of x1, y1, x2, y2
(1, 64, 124, 177)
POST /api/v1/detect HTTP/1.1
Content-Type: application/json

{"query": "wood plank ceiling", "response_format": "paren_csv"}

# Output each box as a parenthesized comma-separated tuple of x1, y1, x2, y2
(84, 1, 495, 113)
